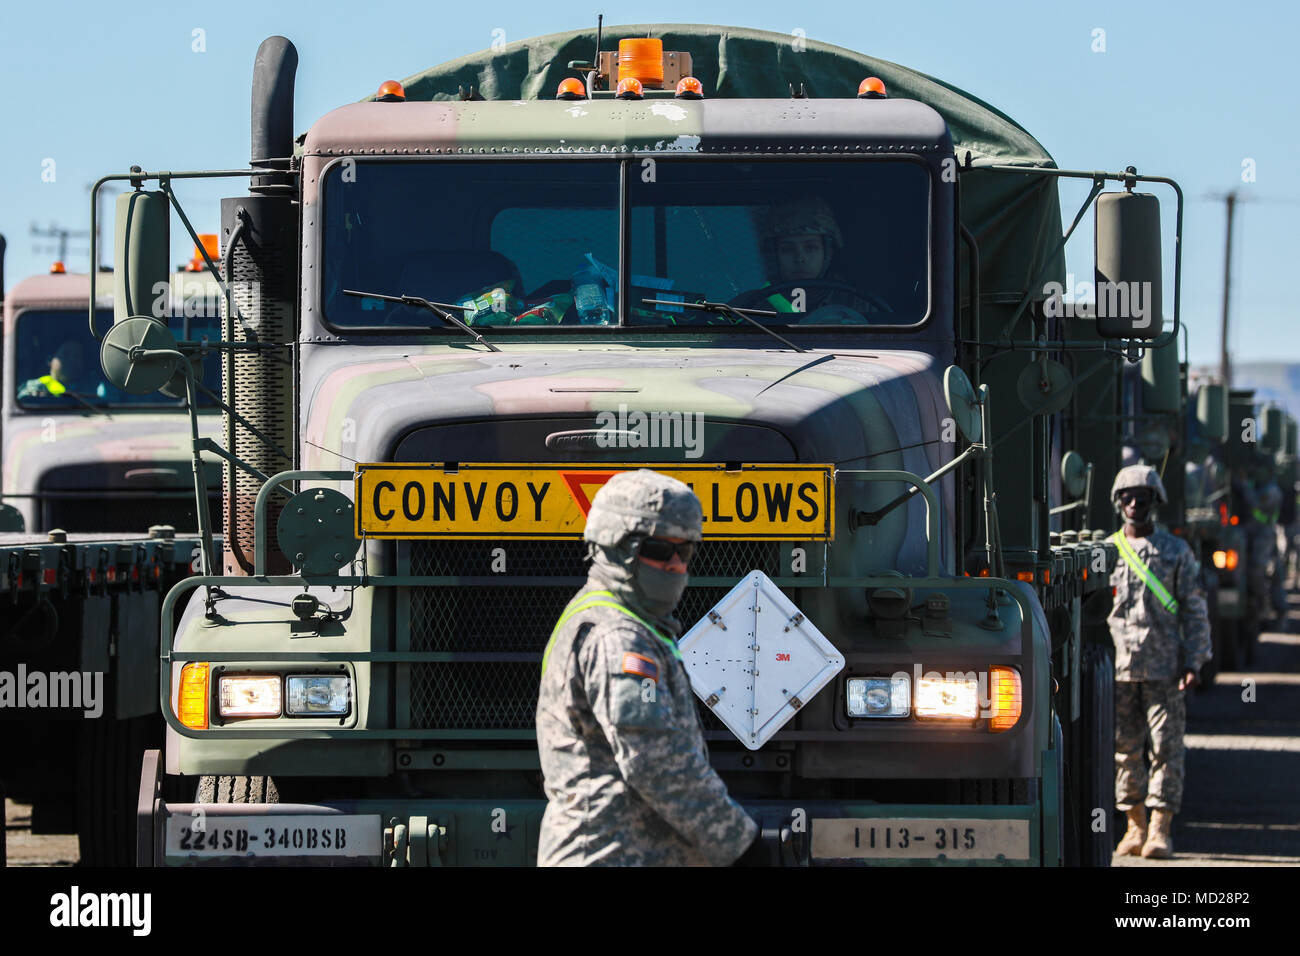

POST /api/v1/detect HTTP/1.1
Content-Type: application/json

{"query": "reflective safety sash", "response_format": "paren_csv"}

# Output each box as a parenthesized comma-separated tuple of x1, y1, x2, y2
(1252, 508, 1279, 525)
(765, 293, 797, 313)
(38, 375, 66, 396)
(541, 589, 681, 675)
(1110, 531, 1179, 614)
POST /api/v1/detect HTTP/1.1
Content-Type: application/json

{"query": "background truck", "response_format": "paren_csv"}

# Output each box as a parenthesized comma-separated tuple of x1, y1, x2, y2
(0, 234, 220, 865)
(101, 25, 1185, 866)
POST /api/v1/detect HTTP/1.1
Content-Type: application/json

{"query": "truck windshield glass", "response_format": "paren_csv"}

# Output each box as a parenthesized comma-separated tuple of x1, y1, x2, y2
(320, 158, 928, 329)
(628, 160, 929, 327)
(14, 309, 221, 409)
(322, 161, 621, 328)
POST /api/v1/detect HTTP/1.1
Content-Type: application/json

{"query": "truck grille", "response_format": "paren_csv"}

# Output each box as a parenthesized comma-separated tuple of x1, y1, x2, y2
(407, 540, 781, 730)
(40, 493, 222, 534)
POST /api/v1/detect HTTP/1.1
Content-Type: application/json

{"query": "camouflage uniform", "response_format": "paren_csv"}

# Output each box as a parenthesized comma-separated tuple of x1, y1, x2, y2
(1109, 472, 1212, 814)
(535, 470, 758, 866)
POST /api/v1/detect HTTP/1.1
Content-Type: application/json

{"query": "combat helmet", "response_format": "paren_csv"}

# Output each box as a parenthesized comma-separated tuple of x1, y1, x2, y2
(583, 469, 703, 547)
(759, 196, 843, 277)
(1110, 463, 1168, 508)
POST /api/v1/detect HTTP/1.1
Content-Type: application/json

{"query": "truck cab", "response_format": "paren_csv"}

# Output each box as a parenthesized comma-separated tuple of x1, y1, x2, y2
(2, 261, 223, 533)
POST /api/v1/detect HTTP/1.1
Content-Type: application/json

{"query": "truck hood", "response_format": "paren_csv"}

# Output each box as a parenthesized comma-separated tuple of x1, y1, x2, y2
(301, 344, 957, 573)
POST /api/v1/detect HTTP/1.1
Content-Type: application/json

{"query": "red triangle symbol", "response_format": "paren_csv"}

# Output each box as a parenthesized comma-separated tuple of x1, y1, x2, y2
(561, 471, 620, 517)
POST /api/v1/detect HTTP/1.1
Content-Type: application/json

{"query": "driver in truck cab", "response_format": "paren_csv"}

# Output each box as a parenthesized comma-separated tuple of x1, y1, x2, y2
(16, 341, 86, 399)
(731, 195, 886, 320)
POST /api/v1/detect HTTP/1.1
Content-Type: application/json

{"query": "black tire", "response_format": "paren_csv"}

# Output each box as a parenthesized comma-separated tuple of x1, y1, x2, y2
(1078, 643, 1115, 867)
(77, 713, 159, 867)
(196, 775, 280, 804)
(1220, 617, 1239, 672)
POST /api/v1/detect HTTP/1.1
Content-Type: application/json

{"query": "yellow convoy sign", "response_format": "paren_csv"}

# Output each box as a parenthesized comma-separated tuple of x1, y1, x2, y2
(355, 463, 834, 540)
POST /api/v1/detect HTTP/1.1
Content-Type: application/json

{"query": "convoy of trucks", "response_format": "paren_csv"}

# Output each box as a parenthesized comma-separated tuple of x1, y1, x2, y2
(1, 23, 1290, 867)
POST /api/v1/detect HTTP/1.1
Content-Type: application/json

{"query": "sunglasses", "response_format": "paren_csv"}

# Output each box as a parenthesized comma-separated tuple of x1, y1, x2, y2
(638, 537, 697, 562)
(1119, 491, 1153, 505)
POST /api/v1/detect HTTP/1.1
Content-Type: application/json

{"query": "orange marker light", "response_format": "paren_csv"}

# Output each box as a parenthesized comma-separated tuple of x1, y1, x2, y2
(50, 261, 66, 274)
(1230, 515, 1240, 525)
(1016, 571, 1034, 583)
(858, 76, 887, 99)
(989, 666, 1022, 732)
(616, 77, 644, 99)
(675, 76, 704, 99)
(556, 77, 586, 100)
(376, 80, 406, 102)
(178, 661, 210, 730)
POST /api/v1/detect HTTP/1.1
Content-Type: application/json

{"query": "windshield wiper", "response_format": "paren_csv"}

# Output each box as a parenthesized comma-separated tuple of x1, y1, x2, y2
(64, 390, 114, 419)
(641, 298, 807, 353)
(345, 289, 501, 352)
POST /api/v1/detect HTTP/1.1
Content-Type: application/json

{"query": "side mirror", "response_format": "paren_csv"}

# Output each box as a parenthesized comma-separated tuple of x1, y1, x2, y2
(1261, 406, 1285, 453)
(112, 190, 170, 325)
(1195, 384, 1228, 443)
(1094, 191, 1162, 339)
(1140, 340, 1180, 413)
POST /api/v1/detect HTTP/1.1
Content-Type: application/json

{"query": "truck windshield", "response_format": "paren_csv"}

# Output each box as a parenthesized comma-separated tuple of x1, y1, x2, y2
(13, 309, 221, 409)
(320, 158, 928, 329)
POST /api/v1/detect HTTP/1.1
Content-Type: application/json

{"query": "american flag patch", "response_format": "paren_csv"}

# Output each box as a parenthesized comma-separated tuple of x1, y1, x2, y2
(622, 652, 658, 683)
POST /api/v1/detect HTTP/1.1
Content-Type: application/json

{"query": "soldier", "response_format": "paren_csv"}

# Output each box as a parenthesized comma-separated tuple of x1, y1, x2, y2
(535, 469, 759, 865)
(16, 341, 84, 399)
(731, 195, 885, 320)
(1108, 464, 1212, 859)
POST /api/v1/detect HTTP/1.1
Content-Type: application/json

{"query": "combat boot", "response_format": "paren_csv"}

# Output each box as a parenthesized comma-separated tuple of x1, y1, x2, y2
(1141, 808, 1174, 859)
(1116, 806, 1147, 856)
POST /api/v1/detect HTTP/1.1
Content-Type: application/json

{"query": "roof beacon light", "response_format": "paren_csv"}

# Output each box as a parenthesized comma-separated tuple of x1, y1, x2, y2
(616, 76, 644, 100)
(618, 37, 663, 88)
(49, 261, 66, 274)
(556, 77, 587, 100)
(675, 76, 704, 99)
(858, 76, 887, 99)
(376, 80, 406, 102)
(185, 233, 221, 272)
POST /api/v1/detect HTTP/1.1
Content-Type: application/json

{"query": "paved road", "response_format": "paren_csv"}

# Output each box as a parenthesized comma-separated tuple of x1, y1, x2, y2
(4, 799, 78, 867)
(1113, 607, 1300, 867)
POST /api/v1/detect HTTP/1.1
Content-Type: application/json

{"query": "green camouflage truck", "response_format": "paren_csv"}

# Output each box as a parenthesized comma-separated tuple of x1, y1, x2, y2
(100, 26, 1184, 866)
(0, 238, 221, 865)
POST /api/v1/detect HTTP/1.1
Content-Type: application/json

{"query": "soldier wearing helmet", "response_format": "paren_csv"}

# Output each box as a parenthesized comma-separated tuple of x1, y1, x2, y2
(731, 196, 886, 322)
(535, 469, 759, 865)
(1107, 464, 1211, 860)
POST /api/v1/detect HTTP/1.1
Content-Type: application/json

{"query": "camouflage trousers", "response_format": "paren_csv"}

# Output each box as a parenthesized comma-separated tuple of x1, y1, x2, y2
(1115, 679, 1186, 813)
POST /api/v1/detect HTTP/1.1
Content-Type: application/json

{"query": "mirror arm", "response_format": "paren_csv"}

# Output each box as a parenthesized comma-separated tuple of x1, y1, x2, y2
(997, 176, 1106, 348)
(88, 165, 291, 340)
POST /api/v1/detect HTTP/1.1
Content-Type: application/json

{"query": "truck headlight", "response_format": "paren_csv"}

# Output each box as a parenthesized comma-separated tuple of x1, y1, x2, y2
(286, 676, 351, 716)
(846, 677, 910, 717)
(218, 675, 283, 717)
(915, 675, 979, 719)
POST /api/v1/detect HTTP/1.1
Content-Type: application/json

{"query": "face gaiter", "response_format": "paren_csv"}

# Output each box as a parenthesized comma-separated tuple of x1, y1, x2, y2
(586, 537, 688, 637)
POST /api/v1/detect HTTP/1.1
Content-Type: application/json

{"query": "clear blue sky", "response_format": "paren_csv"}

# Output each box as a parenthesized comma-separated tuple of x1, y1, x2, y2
(1, 0, 1293, 366)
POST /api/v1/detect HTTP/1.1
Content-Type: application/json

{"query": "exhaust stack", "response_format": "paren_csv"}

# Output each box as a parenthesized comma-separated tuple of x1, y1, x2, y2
(221, 36, 299, 575)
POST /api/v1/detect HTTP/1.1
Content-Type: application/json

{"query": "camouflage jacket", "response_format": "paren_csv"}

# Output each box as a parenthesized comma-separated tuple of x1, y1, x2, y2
(536, 585, 758, 866)
(1107, 528, 1212, 682)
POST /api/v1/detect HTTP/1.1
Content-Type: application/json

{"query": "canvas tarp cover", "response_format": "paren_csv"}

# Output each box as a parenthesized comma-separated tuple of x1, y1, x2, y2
(391, 23, 1066, 297)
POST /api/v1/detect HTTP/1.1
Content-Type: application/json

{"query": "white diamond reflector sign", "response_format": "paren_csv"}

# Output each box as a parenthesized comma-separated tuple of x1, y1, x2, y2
(679, 570, 844, 750)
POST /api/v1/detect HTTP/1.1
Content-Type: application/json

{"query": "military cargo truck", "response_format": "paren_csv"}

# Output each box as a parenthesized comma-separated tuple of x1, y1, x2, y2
(1, 239, 221, 865)
(101, 26, 1184, 866)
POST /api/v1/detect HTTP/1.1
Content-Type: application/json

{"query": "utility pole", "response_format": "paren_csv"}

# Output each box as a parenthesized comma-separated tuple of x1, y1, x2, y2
(1219, 190, 1237, 387)
(29, 221, 89, 268)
